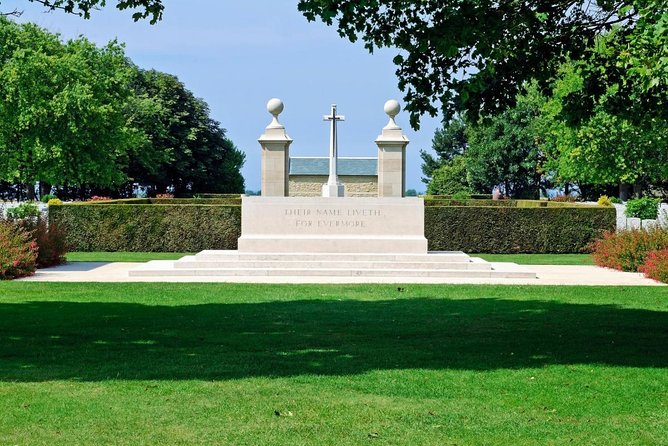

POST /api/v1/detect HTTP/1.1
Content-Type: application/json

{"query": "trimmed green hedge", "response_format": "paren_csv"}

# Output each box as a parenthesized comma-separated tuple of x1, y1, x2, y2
(424, 199, 579, 208)
(50, 203, 240, 252)
(86, 198, 241, 205)
(424, 194, 492, 200)
(425, 206, 616, 253)
(50, 199, 615, 254)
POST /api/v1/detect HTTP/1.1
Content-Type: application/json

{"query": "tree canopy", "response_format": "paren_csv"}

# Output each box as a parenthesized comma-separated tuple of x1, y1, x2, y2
(0, 17, 245, 199)
(298, 0, 666, 128)
(1, 0, 164, 22)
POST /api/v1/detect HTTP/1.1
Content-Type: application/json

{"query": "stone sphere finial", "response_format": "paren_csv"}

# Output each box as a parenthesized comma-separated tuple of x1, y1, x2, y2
(266, 98, 284, 129)
(383, 99, 401, 129)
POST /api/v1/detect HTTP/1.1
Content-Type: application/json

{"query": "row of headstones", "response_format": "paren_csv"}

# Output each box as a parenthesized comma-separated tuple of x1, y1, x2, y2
(614, 203, 668, 231)
(257, 98, 410, 198)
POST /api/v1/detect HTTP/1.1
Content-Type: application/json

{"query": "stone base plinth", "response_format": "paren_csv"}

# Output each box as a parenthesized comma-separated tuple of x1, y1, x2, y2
(238, 196, 427, 254)
(321, 182, 345, 197)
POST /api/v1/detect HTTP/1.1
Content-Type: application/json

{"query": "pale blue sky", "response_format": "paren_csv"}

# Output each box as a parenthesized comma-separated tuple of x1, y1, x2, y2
(6, 0, 442, 191)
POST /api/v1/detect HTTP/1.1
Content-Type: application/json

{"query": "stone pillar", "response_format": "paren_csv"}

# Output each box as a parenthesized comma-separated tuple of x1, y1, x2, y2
(375, 100, 409, 197)
(259, 98, 292, 197)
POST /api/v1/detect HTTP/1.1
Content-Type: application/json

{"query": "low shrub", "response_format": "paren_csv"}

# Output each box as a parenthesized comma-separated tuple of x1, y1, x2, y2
(610, 196, 623, 204)
(89, 196, 113, 201)
(597, 195, 613, 207)
(156, 193, 175, 199)
(0, 221, 38, 279)
(33, 219, 68, 268)
(591, 228, 668, 272)
(625, 197, 660, 220)
(40, 194, 57, 203)
(639, 248, 668, 283)
(47, 198, 63, 206)
(6, 202, 40, 220)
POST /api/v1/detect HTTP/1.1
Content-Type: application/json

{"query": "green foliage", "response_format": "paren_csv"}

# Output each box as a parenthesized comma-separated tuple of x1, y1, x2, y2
(40, 194, 56, 203)
(0, 220, 37, 279)
(425, 206, 615, 254)
(0, 19, 245, 198)
(466, 89, 546, 198)
(128, 70, 245, 195)
(25, 0, 164, 23)
(597, 196, 614, 207)
(0, 18, 143, 191)
(625, 197, 661, 219)
(6, 202, 40, 220)
(426, 156, 469, 195)
(610, 197, 623, 204)
(542, 31, 668, 192)
(47, 198, 63, 206)
(420, 117, 467, 183)
(49, 202, 241, 252)
(297, 0, 653, 127)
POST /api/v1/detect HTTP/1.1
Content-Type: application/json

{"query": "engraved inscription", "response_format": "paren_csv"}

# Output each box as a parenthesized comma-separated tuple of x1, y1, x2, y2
(284, 207, 382, 230)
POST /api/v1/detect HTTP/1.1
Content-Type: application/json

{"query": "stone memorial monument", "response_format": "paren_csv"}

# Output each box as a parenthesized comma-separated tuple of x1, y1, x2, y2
(321, 104, 346, 197)
(258, 98, 292, 197)
(130, 98, 536, 280)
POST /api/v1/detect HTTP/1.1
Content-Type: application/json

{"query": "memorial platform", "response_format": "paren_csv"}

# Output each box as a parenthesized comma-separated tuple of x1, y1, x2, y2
(130, 196, 537, 280)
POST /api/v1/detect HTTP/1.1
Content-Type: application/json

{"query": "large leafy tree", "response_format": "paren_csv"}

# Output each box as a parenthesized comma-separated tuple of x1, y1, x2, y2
(542, 57, 668, 198)
(298, 0, 663, 128)
(128, 69, 245, 195)
(464, 88, 547, 198)
(419, 116, 466, 184)
(0, 17, 143, 198)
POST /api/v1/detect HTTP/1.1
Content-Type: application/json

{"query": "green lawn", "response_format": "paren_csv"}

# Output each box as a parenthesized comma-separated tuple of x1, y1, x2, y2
(67, 251, 594, 265)
(474, 253, 594, 265)
(66, 251, 192, 262)
(0, 283, 666, 445)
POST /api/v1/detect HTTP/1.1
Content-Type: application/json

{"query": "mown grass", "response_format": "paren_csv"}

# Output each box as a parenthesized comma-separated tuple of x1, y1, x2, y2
(474, 253, 595, 265)
(66, 252, 595, 265)
(66, 251, 192, 262)
(0, 283, 666, 445)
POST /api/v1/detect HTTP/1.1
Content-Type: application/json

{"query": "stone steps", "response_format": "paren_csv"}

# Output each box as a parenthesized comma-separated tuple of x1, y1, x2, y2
(129, 251, 537, 280)
(193, 250, 472, 262)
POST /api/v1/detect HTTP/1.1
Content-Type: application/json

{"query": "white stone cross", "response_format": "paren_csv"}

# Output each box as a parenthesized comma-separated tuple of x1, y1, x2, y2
(322, 104, 346, 197)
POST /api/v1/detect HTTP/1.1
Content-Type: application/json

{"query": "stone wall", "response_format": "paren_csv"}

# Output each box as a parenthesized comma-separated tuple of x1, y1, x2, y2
(289, 175, 378, 197)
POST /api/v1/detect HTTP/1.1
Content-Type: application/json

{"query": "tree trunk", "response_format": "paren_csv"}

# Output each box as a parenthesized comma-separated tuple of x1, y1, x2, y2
(564, 183, 570, 196)
(26, 183, 36, 201)
(633, 180, 643, 198)
(619, 183, 631, 201)
(40, 182, 52, 198)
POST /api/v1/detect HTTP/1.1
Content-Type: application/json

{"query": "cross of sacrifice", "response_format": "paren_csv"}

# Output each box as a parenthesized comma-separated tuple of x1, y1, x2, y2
(322, 104, 346, 197)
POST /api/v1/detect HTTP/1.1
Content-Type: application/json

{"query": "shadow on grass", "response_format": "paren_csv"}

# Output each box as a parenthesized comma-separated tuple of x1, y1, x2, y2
(1, 297, 666, 381)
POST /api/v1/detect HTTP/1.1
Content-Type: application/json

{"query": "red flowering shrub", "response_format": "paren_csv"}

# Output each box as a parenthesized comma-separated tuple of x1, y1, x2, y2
(0, 221, 38, 280)
(591, 228, 668, 272)
(639, 249, 668, 283)
(156, 193, 174, 199)
(33, 219, 68, 268)
(552, 194, 578, 202)
(89, 196, 113, 201)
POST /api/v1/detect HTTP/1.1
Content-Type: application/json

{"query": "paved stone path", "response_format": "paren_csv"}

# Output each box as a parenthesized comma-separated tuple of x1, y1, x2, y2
(19, 262, 664, 286)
